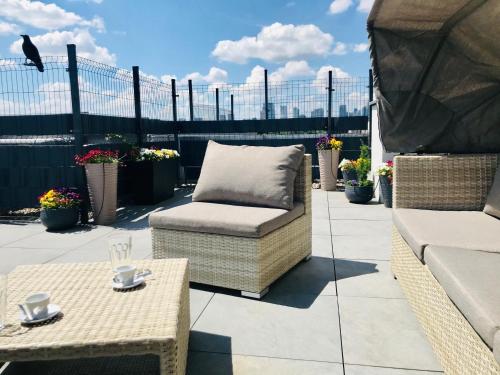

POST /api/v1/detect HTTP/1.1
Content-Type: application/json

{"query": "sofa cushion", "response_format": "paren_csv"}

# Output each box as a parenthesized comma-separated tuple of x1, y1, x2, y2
(495, 331, 500, 365)
(425, 246, 500, 350)
(393, 209, 500, 261)
(484, 166, 500, 219)
(149, 201, 305, 238)
(192, 141, 305, 210)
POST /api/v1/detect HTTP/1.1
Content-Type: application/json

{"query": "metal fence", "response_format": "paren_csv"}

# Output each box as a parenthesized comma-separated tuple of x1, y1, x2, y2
(0, 44, 371, 211)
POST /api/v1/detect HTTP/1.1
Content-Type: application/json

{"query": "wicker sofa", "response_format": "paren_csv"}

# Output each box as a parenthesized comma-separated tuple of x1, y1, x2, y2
(149, 144, 311, 299)
(391, 154, 500, 375)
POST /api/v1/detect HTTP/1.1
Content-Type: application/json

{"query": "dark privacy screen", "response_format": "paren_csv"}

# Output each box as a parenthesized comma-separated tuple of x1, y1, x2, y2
(368, 0, 500, 153)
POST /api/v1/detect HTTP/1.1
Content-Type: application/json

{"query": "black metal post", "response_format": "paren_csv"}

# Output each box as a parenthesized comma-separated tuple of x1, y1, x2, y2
(188, 79, 194, 121)
(230, 94, 234, 120)
(327, 70, 333, 136)
(264, 69, 269, 120)
(67, 44, 82, 154)
(67, 44, 88, 223)
(132, 66, 142, 147)
(215, 88, 220, 121)
(368, 69, 374, 148)
(171, 78, 178, 122)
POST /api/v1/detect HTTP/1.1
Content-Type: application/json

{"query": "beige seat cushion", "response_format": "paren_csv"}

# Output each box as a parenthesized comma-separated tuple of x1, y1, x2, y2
(484, 166, 500, 219)
(393, 208, 500, 261)
(192, 141, 305, 210)
(149, 201, 304, 238)
(425, 246, 500, 350)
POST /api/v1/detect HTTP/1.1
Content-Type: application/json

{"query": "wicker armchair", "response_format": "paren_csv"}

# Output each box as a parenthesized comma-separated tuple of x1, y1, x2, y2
(392, 154, 500, 375)
(151, 154, 312, 299)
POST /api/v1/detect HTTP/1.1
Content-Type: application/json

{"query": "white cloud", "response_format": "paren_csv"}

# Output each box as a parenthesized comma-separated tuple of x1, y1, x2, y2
(357, 0, 374, 12)
(269, 60, 314, 82)
(212, 22, 334, 64)
(0, 0, 105, 31)
(332, 42, 348, 55)
(160, 74, 177, 83)
(329, 0, 352, 14)
(285, 1, 296, 7)
(180, 67, 228, 85)
(353, 43, 369, 52)
(0, 21, 21, 35)
(10, 29, 116, 65)
(316, 65, 350, 80)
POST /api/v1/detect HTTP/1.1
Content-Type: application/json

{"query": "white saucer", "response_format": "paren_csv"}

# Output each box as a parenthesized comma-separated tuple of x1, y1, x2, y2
(112, 275, 145, 290)
(20, 304, 61, 325)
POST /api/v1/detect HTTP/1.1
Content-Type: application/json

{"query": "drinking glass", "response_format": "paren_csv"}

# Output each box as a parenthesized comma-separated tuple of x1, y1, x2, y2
(0, 274, 7, 331)
(108, 235, 132, 272)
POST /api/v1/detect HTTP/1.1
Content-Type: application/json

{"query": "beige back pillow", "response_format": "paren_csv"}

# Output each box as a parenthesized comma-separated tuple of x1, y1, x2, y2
(484, 166, 500, 219)
(193, 141, 305, 210)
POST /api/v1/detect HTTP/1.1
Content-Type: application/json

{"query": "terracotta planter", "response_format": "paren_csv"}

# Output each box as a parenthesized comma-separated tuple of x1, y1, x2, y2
(85, 163, 118, 225)
(318, 149, 340, 191)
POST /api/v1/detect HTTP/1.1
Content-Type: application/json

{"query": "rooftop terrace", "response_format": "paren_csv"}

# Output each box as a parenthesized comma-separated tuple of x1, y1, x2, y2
(0, 189, 442, 375)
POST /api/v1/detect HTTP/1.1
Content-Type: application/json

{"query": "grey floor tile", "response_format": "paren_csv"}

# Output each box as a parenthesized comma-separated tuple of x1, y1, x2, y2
(312, 219, 331, 236)
(268, 256, 336, 297)
(9, 225, 115, 250)
(335, 259, 403, 299)
(190, 294, 342, 362)
(312, 235, 333, 258)
(188, 352, 343, 375)
(0, 247, 69, 273)
(330, 219, 392, 236)
(330, 206, 392, 221)
(48, 247, 109, 263)
(345, 364, 443, 374)
(0, 224, 44, 247)
(190, 288, 214, 327)
(332, 235, 391, 261)
(339, 296, 442, 371)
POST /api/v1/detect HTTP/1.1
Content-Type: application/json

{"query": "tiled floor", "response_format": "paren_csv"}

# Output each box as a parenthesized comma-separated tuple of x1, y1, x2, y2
(0, 189, 443, 374)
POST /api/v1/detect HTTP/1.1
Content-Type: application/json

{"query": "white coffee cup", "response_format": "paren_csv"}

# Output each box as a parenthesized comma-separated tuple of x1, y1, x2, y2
(25, 292, 50, 319)
(116, 265, 137, 286)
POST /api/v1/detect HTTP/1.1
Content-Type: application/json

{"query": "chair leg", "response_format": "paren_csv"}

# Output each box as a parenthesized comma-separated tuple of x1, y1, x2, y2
(241, 287, 269, 300)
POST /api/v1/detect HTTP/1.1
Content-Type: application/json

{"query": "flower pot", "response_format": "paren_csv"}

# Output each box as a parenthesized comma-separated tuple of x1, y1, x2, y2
(342, 169, 357, 183)
(128, 159, 178, 204)
(85, 163, 118, 225)
(345, 185, 374, 204)
(318, 149, 340, 191)
(379, 175, 393, 208)
(40, 207, 79, 231)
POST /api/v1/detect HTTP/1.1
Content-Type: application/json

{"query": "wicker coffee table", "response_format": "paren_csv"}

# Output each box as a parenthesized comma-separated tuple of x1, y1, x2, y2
(0, 259, 189, 375)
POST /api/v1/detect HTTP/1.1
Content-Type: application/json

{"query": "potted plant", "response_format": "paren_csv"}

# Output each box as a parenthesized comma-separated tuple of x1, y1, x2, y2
(345, 144, 374, 204)
(316, 136, 343, 191)
(75, 149, 120, 225)
(339, 158, 357, 182)
(38, 188, 81, 231)
(128, 147, 180, 204)
(376, 160, 394, 208)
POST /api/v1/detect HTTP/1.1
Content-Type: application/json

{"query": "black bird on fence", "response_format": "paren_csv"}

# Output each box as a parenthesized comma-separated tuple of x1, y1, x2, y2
(20, 35, 44, 72)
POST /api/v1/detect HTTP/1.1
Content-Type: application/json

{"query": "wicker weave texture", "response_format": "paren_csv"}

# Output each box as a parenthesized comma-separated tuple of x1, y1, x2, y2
(85, 163, 118, 225)
(152, 154, 312, 294)
(0, 260, 190, 375)
(393, 154, 498, 210)
(392, 228, 500, 375)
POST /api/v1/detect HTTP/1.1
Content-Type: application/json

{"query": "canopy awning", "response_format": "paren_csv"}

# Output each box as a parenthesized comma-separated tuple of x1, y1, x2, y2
(368, 0, 500, 153)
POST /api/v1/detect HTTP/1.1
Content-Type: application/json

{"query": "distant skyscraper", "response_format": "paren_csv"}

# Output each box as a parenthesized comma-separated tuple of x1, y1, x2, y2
(260, 102, 276, 119)
(311, 108, 324, 118)
(339, 104, 347, 117)
(293, 107, 300, 118)
(362, 105, 368, 116)
(299, 114, 306, 118)
(280, 105, 288, 119)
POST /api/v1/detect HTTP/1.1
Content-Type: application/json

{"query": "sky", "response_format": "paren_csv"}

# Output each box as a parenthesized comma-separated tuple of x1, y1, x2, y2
(0, 0, 373, 85)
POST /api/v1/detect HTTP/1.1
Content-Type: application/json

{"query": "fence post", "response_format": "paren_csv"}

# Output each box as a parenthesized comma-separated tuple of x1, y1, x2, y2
(171, 78, 178, 122)
(171, 78, 181, 181)
(188, 79, 194, 121)
(215, 88, 220, 121)
(67, 44, 82, 155)
(230, 94, 234, 120)
(264, 69, 269, 120)
(67, 44, 88, 223)
(327, 70, 333, 136)
(132, 66, 142, 147)
(368, 68, 374, 148)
